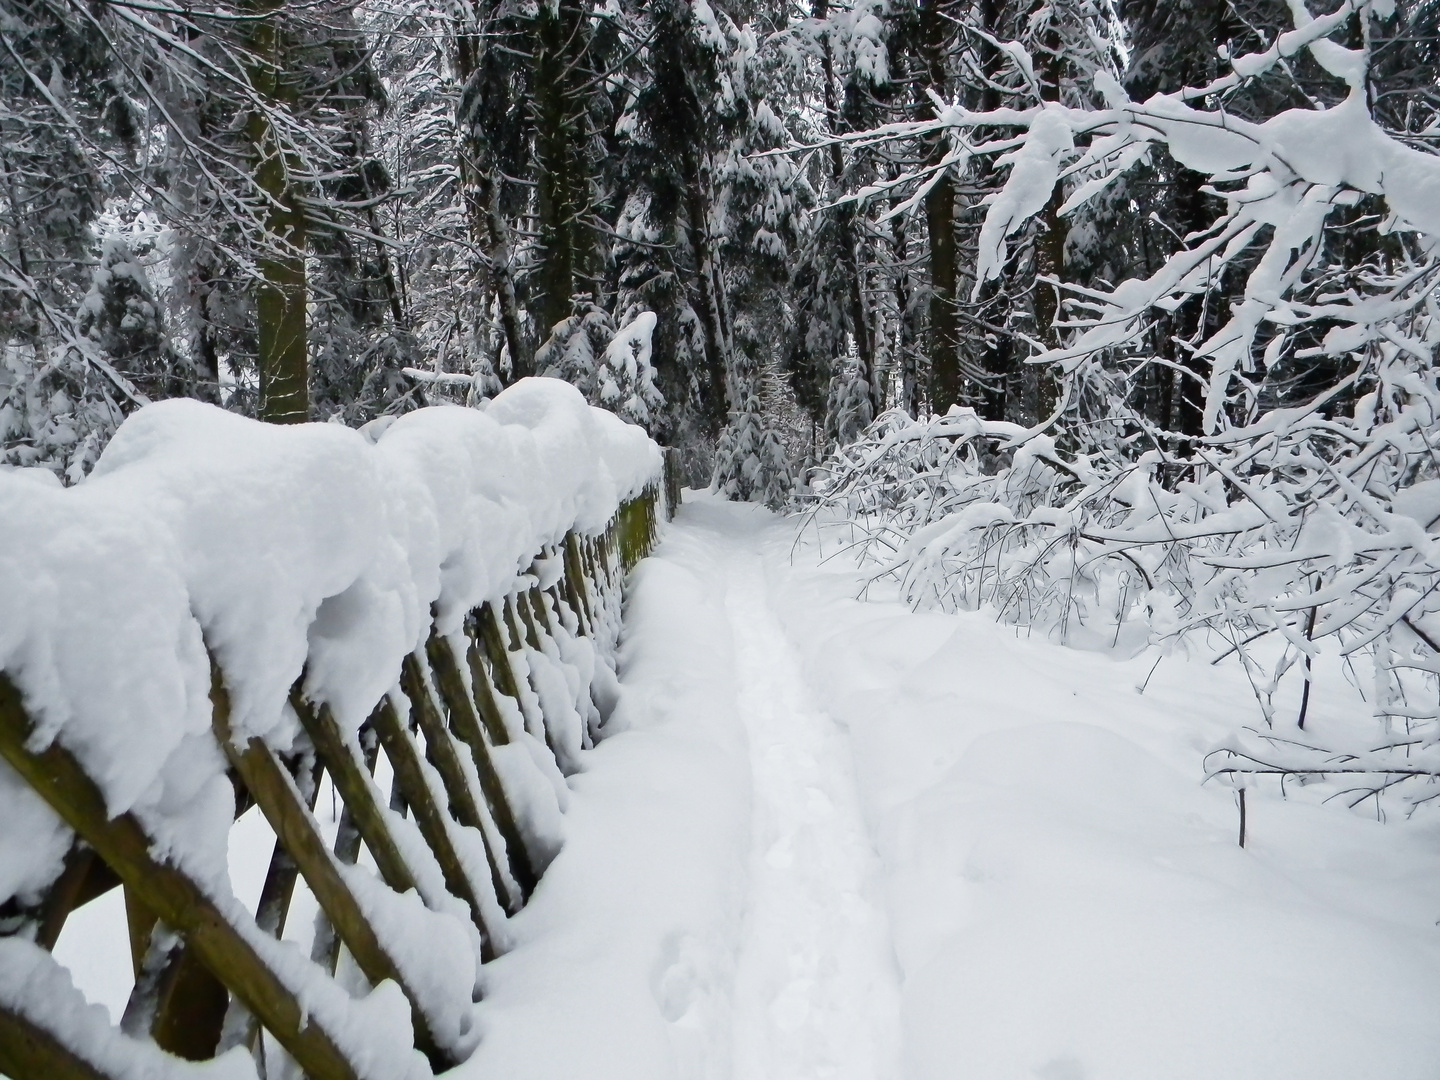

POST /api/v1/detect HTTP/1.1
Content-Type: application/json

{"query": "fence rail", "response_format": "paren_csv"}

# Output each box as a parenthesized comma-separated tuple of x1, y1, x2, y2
(0, 426, 681, 1080)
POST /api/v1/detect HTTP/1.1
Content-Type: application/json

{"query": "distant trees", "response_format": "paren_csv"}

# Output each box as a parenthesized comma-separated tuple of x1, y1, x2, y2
(4, 0, 1438, 523)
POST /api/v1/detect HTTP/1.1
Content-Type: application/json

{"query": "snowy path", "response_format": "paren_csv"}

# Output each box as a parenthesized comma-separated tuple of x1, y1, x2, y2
(720, 533, 901, 1080)
(457, 494, 1440, 1080)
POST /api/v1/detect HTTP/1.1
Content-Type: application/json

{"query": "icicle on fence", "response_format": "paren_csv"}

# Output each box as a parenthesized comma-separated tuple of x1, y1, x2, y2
(0, 381, 682, 1080)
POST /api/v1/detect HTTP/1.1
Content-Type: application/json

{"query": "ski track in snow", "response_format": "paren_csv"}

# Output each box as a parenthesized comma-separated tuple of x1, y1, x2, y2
(717, 521, 901, 1080)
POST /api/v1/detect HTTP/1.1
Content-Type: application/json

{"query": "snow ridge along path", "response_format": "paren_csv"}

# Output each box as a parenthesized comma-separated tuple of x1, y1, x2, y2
(720, 515, 902, 1080)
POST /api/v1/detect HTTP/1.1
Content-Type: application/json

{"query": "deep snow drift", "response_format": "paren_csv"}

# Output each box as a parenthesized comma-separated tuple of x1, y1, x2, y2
(458, 493, 1440, 1080)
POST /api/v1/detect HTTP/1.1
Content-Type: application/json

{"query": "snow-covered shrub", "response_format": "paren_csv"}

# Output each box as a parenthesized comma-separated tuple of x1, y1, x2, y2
(714, 345, 794, 510)
(809, 0, 1440, 814)
(596, 311, 664, 429)
(825, 350, 874, 453)
(536, 306, 665, 433)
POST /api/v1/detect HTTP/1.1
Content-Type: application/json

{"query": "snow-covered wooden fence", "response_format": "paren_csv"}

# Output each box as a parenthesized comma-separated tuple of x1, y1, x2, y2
(0, 380, 677, 1080)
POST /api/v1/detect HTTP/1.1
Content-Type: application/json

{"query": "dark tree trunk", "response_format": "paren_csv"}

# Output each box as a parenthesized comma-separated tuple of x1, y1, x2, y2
(816, 0, 879, 415)
(1032, 10, 1066, 421)
(533, 0, 588, 338)
(918, 0, 960, 415)
(248, 5, 308, 424)
(681, 148, 730, 433)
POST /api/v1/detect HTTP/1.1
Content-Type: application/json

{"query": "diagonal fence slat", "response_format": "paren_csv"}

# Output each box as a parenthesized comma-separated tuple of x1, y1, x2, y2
(211, 668, 451, 1071)
(292, 693, 418, 899)
(0, 1005, 119, 1080)
(0, 673, 367, 1080)
(370, 696, 509, 934)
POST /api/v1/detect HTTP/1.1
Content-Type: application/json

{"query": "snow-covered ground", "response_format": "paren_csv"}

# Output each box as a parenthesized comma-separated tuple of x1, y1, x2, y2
(462, 492, 1440, 1080)
(47, 491, 1440, 1078)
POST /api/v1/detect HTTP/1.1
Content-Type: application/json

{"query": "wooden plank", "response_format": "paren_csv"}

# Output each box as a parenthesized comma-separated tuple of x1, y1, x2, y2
(307, 729, 371, 976)
(502, 597, 528, 655)
(123, 887, 157, 977)
(261, 753, 324, 941)
(527, 585, 556, 638)
(477, 603, 523, 703)
(22, 845, 118, 952)
(461, 623, 513, 745)
(0, 673, 363, 1080)
(545, 582, 573, 637)
(120, 892, 229, 1063)
(427, 631, 505, 751)
(402, 652, 536, 899)
(0, 1005, 117, 1080)
(399, 654, 485, 831)
(209, 668, 448, 1070)
(513, 593, 542, 651)
(147, 945, 230, 1061)
(423, 635, 537, 898)
(562, 531, 594, 632)
(0, 844, 119, 952)
(222, 757, 322, 1058)
(370, 697, 508, 937)
(290, 693, 417, 896)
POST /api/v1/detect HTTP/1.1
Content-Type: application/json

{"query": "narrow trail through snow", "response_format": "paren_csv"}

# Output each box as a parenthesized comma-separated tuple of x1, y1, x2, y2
(717, 517, 902, 1080)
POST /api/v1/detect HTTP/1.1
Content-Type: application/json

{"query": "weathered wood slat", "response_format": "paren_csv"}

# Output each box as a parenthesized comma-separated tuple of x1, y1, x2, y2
(291, 693, 417, 897)
(296, 707, 395, 978)
(502, 597, 528, 656)
(400, 654, 486, 831)
(406, 648, 537, 899)
(0, 1005, 116, 1080)
(370, 697, 507, 938)
(514, 592, 543, 651)
(133, 937, 229, 1061)
(9, 845, 118, 953)
(0, 673, 364, 1080)
(462, 626, 514, 746)
(478, 603, 524, 703)
(210, 669, 448, 1070)
(218, 753, 323, 1064)
(562, 531, 595, 632)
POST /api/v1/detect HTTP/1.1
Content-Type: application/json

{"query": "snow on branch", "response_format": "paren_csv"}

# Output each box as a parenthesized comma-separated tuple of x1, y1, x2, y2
(806, 0, 1440, 816)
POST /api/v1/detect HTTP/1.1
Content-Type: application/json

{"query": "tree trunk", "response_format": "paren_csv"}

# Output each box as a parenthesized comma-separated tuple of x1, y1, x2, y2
(918, 0, 961, 415)
(1032, 12, 1066, 421)
(478, 173, 529, 379)
(680, 147, 730, 432)
(816, 0, 879, 416)
(533, 0, 587, 337)
(890, 186, 918, 417)
(248, 4, 307, 424)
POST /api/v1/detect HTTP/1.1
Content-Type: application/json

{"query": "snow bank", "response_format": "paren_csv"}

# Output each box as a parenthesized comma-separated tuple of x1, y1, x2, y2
(765, 507, 1440, 1080)
(457, 506, 751, 1080)
(376, 495, 1440, 1079)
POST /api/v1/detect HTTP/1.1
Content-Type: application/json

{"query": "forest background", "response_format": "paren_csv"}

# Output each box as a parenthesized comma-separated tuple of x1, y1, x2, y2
(5, 0, 1429, 494)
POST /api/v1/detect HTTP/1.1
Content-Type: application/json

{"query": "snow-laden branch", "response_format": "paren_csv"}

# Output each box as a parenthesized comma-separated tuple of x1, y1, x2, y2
(806, 0, 1440, 815)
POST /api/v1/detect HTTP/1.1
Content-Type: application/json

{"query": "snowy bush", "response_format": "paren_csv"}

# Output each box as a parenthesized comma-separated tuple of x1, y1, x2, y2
(807, 0, 1440, 814)
(596, 311, 664, 429)
(536, 307, 665, 433)
(713, 342, 794, 510)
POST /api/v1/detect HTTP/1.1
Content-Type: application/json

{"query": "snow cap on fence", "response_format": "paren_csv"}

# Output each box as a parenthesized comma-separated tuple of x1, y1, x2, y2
(0, 379, 660, 897)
